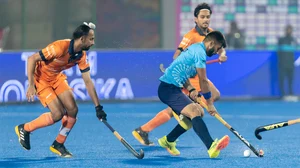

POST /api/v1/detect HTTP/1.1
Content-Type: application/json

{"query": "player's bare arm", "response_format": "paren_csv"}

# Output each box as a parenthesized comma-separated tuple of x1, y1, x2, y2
(81, 71, 100, 106)
(26, 52, 42, 102)
(173, 49, 182, 60)
(183, 80, 194, 91)
(196, 67, 217, 115)
(217, 48, 227, 62)
(183, 80, 198, 100)
(82, 71, 107, 120)
(196, 68, 209, 94)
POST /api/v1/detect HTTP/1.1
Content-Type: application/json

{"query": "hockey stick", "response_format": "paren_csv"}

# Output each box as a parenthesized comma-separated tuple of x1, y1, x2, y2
(254, 118, 300, 140)
(101, 120, 144, 159)
(197, 99, 264, 157)
(159, 59, 220, 73)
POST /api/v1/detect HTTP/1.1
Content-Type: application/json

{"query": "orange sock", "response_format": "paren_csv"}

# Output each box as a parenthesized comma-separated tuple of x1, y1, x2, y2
(141, 108, 172, 132)
(58, 115, 68, 132)
(24, 112, 54, 132)
(56, 116, 76, 144)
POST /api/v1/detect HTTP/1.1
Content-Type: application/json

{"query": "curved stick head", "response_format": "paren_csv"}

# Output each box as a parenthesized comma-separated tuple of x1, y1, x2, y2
(136, 149, 144, 159)
(254, 129, 262, 140)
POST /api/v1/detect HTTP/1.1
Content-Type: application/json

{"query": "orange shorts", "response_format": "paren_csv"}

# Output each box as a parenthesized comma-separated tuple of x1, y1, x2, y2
(182, 75, 214, 95)
(35, 76, 72, 107)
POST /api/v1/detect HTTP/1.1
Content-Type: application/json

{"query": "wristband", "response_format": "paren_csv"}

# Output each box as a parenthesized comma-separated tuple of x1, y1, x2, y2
(177, 47, 183, 52)
(188, 88, 196, 93)
(202, 92, 211, 100)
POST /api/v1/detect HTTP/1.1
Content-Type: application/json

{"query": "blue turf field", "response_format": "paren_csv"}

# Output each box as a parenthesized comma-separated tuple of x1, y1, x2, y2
(0, 101, 299, 168)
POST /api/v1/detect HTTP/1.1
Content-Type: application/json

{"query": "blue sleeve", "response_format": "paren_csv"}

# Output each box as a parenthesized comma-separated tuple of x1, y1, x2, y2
(194, 49, 206, 68)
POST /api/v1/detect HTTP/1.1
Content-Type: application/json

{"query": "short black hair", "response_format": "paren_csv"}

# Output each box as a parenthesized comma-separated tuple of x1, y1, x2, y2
(194, 3, 212, 17)
(204, 31, 227, 48)
(72, 24, 91, 40)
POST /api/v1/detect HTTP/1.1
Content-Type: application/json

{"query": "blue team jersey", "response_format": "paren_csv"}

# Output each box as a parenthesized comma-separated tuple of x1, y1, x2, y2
(159, 42, 207, 87)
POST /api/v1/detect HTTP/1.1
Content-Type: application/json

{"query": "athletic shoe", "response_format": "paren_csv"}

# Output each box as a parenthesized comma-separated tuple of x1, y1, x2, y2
(50, 140, 72, 158)
(158, 136, 180, 156)
(132, 127, 154, 146)
(207, 135, 230, 158)
(15, 124, 31, 150)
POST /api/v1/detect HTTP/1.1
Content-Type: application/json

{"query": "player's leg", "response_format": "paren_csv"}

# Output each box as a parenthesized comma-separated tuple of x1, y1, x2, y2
(166, 103, 202, 143)
(156, 82, 189, 155)
(167, 78, 220, 142)
(182, 78, 229, 157)
(49, 79, 77, 157)
(15, 86, 65, 151)
(158, 95, 207, 156)
(140, 107, 173, 132)
(158, 82, 229, 157)
(181, 103, 229, 158)
(156, 77, 203, 145)
(132, 78, 220, 146)
(132, 107, 173, 146)
(181, 103, 213, 147)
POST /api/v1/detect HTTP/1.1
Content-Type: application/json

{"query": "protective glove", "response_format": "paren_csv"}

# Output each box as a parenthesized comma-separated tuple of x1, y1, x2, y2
(95, 105, 107, 121)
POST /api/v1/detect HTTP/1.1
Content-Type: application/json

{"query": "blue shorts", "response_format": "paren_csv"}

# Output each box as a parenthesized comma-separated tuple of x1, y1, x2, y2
(158, 81, 193, 115)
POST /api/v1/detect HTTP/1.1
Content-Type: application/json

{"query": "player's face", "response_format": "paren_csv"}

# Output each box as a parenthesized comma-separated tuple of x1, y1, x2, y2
(206, 41, 222, 57)
(81, 29, 95, 51)
(194, 10, 211, 29)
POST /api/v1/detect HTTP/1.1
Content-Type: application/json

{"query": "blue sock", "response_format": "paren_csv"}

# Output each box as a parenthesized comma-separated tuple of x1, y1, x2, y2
(166, 124, 186, 142)
(191, 116, 214, 149)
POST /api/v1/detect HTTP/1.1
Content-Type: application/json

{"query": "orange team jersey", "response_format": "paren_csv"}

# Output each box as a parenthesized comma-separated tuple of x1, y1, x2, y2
(178, 26, 214, 93)
(36, 39, 90, 83)
(34, 39, 90, 106)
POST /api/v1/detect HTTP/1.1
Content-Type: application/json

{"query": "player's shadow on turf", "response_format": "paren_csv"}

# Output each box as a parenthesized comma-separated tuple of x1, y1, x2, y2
(120, 155, 218, 166)
(132, 145, 197, 152)
(0, 157, 61, 167)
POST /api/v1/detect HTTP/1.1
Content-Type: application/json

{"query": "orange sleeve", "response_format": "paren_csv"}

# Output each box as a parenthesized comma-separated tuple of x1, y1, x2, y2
(39, 41, 64, 61)
(77, 52, 90, 73)
(178, 33, 194, 50)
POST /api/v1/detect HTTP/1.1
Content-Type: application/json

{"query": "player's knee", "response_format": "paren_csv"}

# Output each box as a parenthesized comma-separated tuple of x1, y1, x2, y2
(195, 103, 204, 117)
(50, 110, 64, 122)
(212, 89, 221, 102)
(189, 103, 204, 118)
(66, 105, 78, 118)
